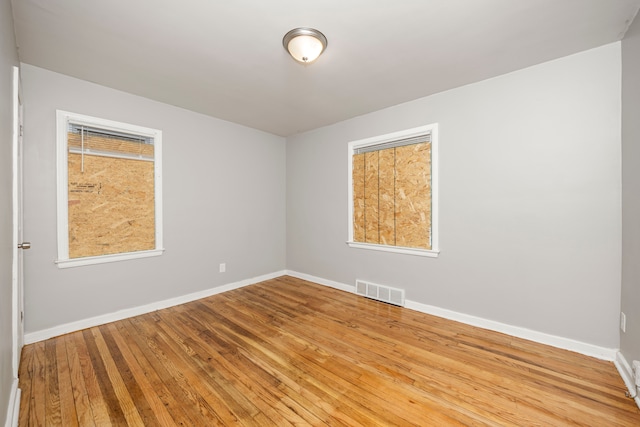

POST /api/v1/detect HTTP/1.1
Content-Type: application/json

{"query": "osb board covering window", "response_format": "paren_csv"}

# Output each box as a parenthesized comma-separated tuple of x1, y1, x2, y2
(353, 142, 431, 249)
(67, 131, 155, 258)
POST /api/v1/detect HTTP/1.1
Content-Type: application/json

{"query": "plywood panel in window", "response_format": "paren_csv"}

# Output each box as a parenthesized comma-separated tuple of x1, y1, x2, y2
(395, 142, 431, 249)
(352, 153, 365, 242)
(364, 151, 379, 244)
(378, 148, 396, 246)
(68, 153, 155, 258)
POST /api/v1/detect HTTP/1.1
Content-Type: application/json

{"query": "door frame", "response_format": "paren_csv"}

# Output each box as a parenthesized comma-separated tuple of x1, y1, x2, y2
(12, 65, 24, 378)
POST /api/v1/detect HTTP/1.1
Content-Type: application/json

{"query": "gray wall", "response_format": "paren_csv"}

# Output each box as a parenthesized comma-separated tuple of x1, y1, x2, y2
(622, 16, 640, 364)
(0, 0, 18, 423)
(287, 43, 622, 348)
(21, 64, 286, 334)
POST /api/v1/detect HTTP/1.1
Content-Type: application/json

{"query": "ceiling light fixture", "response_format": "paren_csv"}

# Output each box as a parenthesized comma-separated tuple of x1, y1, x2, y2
(283, 27, 327, 64)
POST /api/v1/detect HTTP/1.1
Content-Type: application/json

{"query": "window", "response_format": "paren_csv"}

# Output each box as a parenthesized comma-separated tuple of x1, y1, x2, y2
(347, 124, 439, 257)
(56, 111, 163, 268)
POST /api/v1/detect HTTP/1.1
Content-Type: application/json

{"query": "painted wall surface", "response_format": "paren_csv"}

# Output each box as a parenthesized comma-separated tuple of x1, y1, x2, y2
(287, 43, 622, 348)
(622, 16, 640, 364)
(21, 64, 286, 334)
(0, 0, 18, 423)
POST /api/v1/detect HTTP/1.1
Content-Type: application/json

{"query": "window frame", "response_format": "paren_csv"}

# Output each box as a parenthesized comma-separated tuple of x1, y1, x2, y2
(347, 123, 439, 257)
(55, 110, 164, 268)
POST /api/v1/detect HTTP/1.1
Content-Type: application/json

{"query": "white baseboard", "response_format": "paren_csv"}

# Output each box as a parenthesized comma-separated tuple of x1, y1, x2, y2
(24, 268, 620, 363)
(19, 269, 631, 411)
(615, 352, 640, 409)
(405, 299, 617, 361)
(24, 270, 286, 344)
(284, 270, 355, 293)
(285, 270, 618, 361)
(4, 379, 20, 427)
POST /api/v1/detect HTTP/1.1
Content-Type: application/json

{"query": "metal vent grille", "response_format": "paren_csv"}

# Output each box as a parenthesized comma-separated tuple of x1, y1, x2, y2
(355, 280, 405, 307)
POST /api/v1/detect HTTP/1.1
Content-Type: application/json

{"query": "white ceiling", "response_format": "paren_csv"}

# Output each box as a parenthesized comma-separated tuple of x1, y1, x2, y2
(10, 0, 640, 137)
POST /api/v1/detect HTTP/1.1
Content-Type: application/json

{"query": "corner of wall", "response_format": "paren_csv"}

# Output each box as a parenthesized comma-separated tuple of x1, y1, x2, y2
(615, 351, 640, 409)
(24, 270, 287, 344)
(285, 270, 619, 361)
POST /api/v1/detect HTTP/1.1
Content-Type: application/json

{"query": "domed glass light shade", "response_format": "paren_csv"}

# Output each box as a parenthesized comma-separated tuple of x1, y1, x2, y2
(283, 28, 328, 63)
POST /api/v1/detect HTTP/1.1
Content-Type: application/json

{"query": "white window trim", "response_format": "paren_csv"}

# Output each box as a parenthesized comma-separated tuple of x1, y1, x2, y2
(346, 123, 439, 258)
(55, 110, 164, 268)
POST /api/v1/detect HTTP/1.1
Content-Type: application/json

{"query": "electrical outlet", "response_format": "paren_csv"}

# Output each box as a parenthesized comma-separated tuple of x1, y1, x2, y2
(219, 263, 226, 273)
(621, 312, 627, 333)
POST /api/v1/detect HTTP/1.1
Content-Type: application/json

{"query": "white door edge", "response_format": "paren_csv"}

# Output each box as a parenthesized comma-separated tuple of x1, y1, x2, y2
(11, 65, 24, 379)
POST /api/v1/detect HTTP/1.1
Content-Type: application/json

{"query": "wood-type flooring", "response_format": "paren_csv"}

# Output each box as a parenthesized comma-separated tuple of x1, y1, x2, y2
(17, 276, 640, 426)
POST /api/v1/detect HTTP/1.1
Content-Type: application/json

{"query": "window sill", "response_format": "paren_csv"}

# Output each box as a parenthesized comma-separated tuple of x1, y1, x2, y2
(55, 248, 165, 268)
(346, 241, 439, 258)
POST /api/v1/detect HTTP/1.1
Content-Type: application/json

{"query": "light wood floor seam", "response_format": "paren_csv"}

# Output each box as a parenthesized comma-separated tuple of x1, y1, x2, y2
(18, 275, 640, 426)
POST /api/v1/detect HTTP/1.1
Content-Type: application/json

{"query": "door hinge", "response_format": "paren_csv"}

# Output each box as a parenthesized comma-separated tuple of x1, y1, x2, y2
(20, 311, 23, 322)
(19, 124, 23, 137)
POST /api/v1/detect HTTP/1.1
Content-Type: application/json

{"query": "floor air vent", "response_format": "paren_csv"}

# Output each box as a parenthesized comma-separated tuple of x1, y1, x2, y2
(355, 280, 405, 307)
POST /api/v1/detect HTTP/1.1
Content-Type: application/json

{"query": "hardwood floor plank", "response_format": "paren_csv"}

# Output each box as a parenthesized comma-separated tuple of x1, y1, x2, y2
(90, 327, 146, 426)
(127, 314, 236, 425)
(30, 341, 46, 426)
(18, 276, 640, 426)
(193, 299, 390, 426)
(17, 343, 34, 427)
(55, 335, 79, 427)
(44, 340, 62, 426)
(70, 331, 112, 426)
(169, 305, 333, 426)
(106, 323, 180, 426)
(217, 284, 500, 426)
(113, 318, 208, 426)
(266, 277, 640, 425)
(97, 324, 163, 426)
(276, 278, 640, 425)
(62, 334, 96, 427)
(209, 295, 501, 426)
(152, 312, 264, 425)
(156, 308, 300, 427)
(81, 328, 128, 425)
